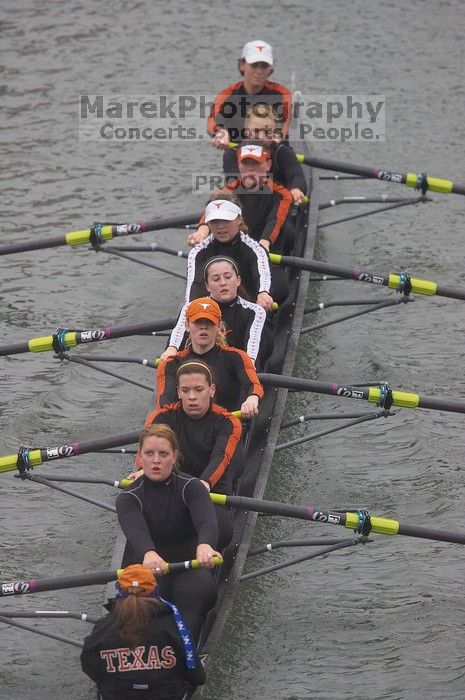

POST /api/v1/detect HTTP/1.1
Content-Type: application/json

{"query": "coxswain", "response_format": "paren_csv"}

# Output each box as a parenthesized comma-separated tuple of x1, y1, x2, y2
(81, 564, 205, 700)
(156, 297, 263, 417)
(222, 102, 308, 203)
(186, 196, 280, 310)
(207, 40, 292, 170)
(116, 424, 221, 641)
(161, 256, 271, 366)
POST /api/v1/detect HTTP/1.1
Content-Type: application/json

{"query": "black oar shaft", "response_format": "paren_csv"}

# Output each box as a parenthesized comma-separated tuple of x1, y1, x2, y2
(0, 317, 175, 357)
(0, 570, 117, 596)
(269, 255, 465, 302)
(259, 373, 465, 416)
(297, 155, 465, 196)
(0, 430, 139, 474)
(0, 615, 84, 648)
(0, 214, 200, 257)
(210, 494, 465, 546)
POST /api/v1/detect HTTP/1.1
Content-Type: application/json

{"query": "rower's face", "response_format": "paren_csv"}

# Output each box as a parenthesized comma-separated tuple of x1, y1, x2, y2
(177, 372, 216, 418)
(238, 158, 271, 189)
(244, 114, 281, 143)
(205, 261, 241, 302)
(208, 216, 241, 243)
(139, 436, 176, 482)
(241, 60, 272, 90)
(186, 317, 219, 349)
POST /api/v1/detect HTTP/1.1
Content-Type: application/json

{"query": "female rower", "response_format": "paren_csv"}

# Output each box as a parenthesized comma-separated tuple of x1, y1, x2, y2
(143, 360, 243, 547)
(116, 424, 221, 641)
(156, 297, 263, 417)
(207, 40, 292, 166)
(223, 102, 308, 204)
(186, 196, 279, 309)
(161, 256, 271, 366)
(81, 564, 205, 699)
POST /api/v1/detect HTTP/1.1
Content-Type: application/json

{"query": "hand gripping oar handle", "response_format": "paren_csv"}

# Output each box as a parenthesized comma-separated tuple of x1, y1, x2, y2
(0, 557, 223, 597)
(210, 494, 465, 546)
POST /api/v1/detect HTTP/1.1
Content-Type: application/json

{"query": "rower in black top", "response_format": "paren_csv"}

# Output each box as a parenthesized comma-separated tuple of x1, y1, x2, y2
(162, 256, 271, 367)
(156, 297, 264, 417)
(116, 424, 220, 641)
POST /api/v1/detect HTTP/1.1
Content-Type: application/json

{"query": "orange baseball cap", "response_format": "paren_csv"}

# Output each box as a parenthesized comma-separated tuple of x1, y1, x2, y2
(118, 564, 157, 595)
(186, 297, 222, 323)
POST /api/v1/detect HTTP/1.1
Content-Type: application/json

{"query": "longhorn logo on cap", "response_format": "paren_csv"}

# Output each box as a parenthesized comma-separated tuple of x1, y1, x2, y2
(200, 303, 211, 309)
(255, 45, 265, 51)
(214, 202, 223, 208)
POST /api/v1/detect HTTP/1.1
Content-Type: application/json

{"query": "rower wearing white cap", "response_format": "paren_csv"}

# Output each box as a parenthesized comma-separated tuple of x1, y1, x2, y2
(207, 40, 292, 160)
(186, 195, 279, 309)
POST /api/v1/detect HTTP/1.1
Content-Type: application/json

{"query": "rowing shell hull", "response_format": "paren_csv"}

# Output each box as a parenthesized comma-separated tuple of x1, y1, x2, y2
(185, 140, 320, 696)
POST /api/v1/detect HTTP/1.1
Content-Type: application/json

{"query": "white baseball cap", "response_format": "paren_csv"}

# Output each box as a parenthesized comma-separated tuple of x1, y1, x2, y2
(242, 40, 273, 66)
(205, 199, 242, 223)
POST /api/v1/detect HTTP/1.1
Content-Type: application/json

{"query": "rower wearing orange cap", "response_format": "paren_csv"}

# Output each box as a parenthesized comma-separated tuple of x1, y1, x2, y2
(207, 40, 292, 167)
(81, 564, 206, 699)
(156, 297, 263, 418)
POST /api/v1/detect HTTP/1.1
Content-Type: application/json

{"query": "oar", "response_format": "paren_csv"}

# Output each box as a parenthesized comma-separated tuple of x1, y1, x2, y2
(0, 431, 140, 475)
(269, 253, 465, 302)
(227, 142, 465, 197)
(0, 214, 201, 256)
(0, 557, 223, 597)
(210, 494, 465, 546)
(1, 408, 243, 476)
(0, 318, 176, 357)
(294, 154, 465, 197)
(258, 373, 465, 416)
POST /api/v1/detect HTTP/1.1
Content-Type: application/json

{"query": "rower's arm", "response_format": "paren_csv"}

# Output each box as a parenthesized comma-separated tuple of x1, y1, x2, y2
(116, 492, 157, 560)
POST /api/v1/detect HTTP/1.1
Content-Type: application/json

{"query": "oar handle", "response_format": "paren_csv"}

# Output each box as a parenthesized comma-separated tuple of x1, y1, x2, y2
(0, 557, 224, 597)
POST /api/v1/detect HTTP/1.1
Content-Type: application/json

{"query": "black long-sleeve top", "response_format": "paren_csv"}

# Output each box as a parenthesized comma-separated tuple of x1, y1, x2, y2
(116, 473, 218, 565)
(81, 604, 205, 700)
(186, 232, 272, 301)
(156, 344, 264, 413)
(144, 401, 243, 491)
(222, 142, 308, 192)
(223, 179, 293, 246)
(167, 296, 270, 363)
